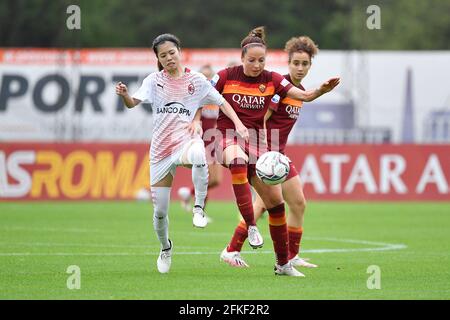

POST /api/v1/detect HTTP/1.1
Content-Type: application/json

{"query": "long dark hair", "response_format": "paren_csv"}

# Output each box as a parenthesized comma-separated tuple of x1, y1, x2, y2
(151, 33, 181, 71)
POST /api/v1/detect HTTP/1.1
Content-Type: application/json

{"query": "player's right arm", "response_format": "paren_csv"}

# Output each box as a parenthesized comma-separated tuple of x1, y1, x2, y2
(287, 77, 340, 102)
(115, 82, 141, 108)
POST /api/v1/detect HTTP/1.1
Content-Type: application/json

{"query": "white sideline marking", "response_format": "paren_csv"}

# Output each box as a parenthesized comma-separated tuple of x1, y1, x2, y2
(0, 237, 407, 256)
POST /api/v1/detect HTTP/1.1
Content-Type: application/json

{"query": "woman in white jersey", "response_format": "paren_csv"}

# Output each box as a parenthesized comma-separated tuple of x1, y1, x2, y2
(115, 34, 248, 274)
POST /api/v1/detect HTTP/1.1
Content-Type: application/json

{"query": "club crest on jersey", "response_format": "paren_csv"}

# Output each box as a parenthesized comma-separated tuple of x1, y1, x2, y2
(259, 84, 266, 93)
(188, 82, 195, 95)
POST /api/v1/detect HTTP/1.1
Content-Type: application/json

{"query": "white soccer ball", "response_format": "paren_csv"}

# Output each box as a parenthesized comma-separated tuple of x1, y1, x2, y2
(255, 151, 290, 185)
(177, 186, 191, 200)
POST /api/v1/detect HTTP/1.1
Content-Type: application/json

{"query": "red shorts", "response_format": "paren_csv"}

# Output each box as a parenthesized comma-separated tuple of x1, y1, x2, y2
(217, 135, 263, 183)
(202, 118, 217, 145)
(285, 161, 299, 181)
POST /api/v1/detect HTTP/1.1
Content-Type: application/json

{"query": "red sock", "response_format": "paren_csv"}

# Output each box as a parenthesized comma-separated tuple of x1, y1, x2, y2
(267, 203, 289, 266)
(288, 226, 303, 260)
(227, 220, 248, 252)
(229, 162, 255, 226)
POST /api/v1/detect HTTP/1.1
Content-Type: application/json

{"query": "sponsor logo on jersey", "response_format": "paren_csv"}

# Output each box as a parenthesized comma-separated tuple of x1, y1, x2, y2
(157, 102, 191, 116)
(232, 94, 265, 110)
(285, 105, 301, 119)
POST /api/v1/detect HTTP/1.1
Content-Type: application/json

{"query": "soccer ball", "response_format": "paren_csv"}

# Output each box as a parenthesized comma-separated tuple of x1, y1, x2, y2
(177, 187, 191, 201)
(255, 151, 290, 185)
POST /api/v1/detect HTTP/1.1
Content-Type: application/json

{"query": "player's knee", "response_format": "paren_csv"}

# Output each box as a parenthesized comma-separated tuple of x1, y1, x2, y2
(254, 204, 266, 219)
(288, 197, 306, 216)
(264, 197, 283, 209)
(208, 169, 222, 187)
(188, 142, 207, 167)
(229, 157, 247, 167)
(208, 178, 220, 188)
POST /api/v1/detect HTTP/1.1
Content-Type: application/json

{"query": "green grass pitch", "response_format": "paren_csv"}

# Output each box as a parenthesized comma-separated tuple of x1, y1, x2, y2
(0, 201, 449, 299)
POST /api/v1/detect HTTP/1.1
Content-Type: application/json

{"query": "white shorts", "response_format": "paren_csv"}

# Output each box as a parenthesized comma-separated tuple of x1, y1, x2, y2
(149, 138, 202, 186)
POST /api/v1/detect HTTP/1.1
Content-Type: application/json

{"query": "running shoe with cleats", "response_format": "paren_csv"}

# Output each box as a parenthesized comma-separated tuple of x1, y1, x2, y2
(274, 262, 305, 277)
(289, 255, 318, 268)
(157, 240, 172, 274)
(192, 205, 208, 228)
(247, 225, 264, 249)
(220, 247, 249, 268)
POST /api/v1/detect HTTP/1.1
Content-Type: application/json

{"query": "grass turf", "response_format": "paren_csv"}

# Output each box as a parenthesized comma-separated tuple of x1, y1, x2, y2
(0, 201, 449, 299)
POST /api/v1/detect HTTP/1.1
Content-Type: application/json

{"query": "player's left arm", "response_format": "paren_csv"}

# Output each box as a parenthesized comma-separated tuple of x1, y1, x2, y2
(287, 77, 340, 102)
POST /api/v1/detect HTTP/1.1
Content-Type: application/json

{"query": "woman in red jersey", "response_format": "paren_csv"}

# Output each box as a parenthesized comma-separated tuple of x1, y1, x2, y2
(221, 36, 322, 275)
(213, 27, 339, 276)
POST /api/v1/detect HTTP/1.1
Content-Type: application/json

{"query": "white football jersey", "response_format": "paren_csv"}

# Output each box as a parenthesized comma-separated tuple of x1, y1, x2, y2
(133, 69, 224, 163)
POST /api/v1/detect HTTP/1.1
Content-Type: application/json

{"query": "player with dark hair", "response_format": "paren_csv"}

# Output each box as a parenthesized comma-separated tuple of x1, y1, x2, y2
(213, 27, 339, 276)
(222, 36, 323, 274)
(178, 64, 223, 215)
(115, 33, 249, 274)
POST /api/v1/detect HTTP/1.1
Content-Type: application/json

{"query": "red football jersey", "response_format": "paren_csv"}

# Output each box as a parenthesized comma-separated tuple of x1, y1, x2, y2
(213, 66, 293, 133)
(266, 74, 304, 154)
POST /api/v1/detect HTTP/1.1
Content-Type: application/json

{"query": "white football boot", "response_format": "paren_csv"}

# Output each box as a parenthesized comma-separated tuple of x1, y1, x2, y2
(157, 240, 173, 274)
(290, 255, 318, 268)
(220, 247, 249, 268)
(192, 206, 208, 228)
(274, 262, 305, 277)
(247, 225, 264, 249)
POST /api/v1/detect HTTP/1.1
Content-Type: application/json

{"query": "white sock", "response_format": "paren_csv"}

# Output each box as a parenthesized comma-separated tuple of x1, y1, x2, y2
(151, 187, 171, 250)
(187, 141, 208, 208)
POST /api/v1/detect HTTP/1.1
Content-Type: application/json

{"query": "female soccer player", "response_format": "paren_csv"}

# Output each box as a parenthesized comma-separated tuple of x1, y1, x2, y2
(214, 27, 339, 276)
(115, 33, 248, 274)
(178, 64, 224, 213)
(221, 36, 322, 275)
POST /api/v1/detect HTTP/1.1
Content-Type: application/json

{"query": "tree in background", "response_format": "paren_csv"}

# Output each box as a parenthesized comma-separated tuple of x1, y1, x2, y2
(0, 0, 449, 49)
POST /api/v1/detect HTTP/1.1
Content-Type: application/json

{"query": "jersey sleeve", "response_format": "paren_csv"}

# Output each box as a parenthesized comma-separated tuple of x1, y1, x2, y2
(269, 94, 281, 112)
(272, 72, 293, 99)
(210, 68, 228, 93)
(198, 76, 225, 107)
(132, 74, 154, 104)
